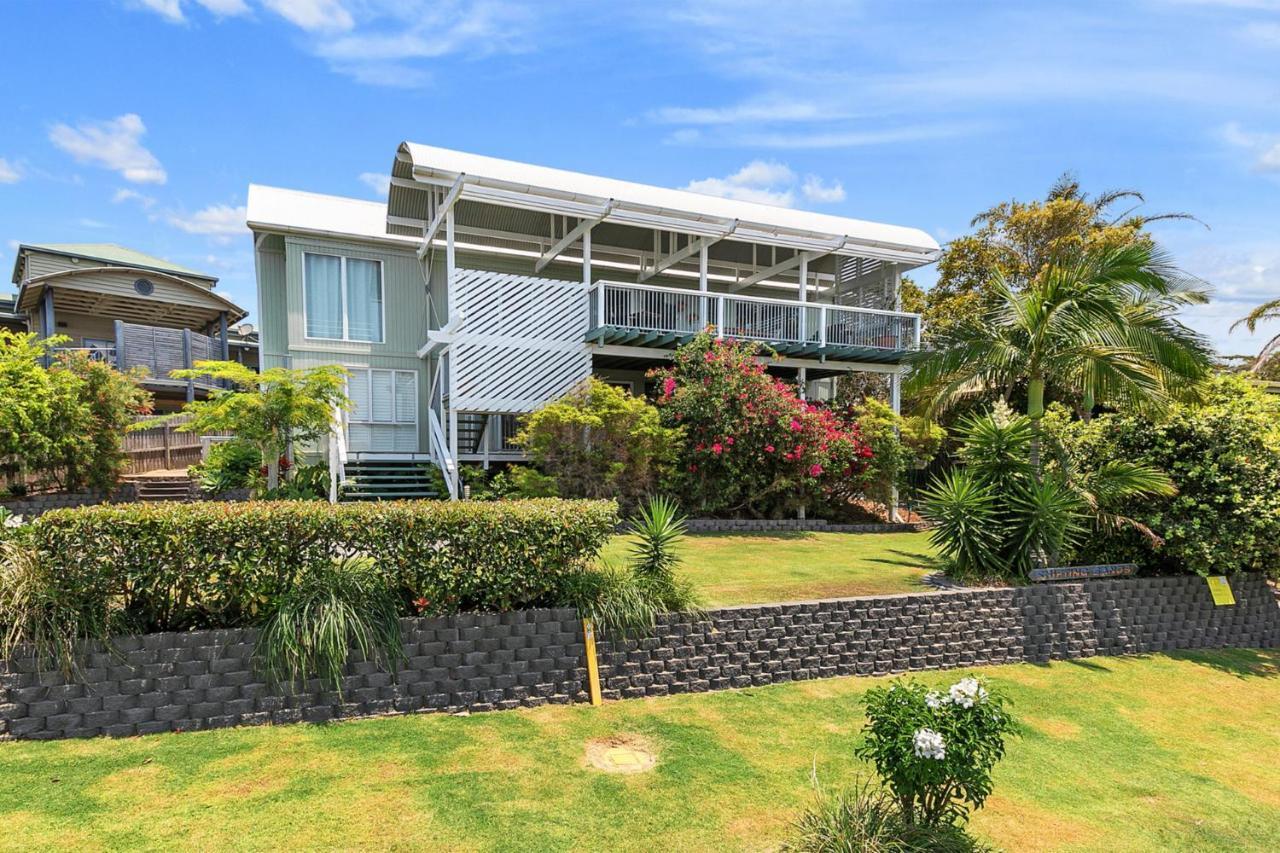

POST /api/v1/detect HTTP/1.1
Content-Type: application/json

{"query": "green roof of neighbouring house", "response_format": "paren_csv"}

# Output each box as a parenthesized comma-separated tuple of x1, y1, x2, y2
(13, 243, 217, 285)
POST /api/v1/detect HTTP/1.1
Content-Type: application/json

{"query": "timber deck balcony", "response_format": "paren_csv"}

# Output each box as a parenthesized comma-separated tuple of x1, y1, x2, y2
(586, 281, 921, 363)
(52, 321, 230, 395)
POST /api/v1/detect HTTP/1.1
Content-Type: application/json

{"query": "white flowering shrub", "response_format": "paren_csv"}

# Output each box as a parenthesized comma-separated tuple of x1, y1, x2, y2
(856, 676, 1017, 827)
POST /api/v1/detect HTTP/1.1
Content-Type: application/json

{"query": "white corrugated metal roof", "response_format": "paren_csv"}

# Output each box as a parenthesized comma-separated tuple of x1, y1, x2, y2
(396, 142, 940, 261)
(246, 184, 418, 246)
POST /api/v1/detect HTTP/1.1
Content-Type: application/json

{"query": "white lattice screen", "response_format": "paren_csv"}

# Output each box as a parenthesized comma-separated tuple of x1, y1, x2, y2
(449, 269, 593, 412)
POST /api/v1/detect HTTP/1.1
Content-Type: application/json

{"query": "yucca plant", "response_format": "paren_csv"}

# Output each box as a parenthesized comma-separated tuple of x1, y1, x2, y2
(561, 496, 702, 640)
(255, 556, 404, 696)
(919, 469, 1004, 578)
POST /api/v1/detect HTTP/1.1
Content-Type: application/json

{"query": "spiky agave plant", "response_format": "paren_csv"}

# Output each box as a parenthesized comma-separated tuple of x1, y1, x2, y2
(255, 555, 404, 697)
(628, 496, 702, 613)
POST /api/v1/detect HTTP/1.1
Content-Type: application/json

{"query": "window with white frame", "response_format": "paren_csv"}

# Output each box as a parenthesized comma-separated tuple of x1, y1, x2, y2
(346, 368, 417, 452)
(304, 252, 384, 342)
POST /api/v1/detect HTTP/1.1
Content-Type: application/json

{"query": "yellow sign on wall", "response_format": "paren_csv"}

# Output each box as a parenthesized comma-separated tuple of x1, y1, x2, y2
(1206, 576, 1235, 606)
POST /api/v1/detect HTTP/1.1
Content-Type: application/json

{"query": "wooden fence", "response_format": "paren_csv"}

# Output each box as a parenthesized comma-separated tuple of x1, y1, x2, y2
(124, 416, 229, 474)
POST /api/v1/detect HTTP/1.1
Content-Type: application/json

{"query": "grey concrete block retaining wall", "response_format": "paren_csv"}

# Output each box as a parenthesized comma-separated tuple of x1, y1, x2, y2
(2, 575, 1276, 740)
(1, 485, 137, 518)
(594, 574, 1280, 699)
(684, 518, 923, 533)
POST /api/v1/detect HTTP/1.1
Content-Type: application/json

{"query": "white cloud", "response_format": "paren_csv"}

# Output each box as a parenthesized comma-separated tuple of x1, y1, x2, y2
(358, 172, 391, 195)
(133, 0, 185, 23)
(801, 174, 845, 203)
(260, 0, 353, 32)
(196, 0, 251, 15)
(684, 160, 849, 208)
(685, 160, 797, 206)
(48, 113, 167, 184)
(78, 218, 110, 229)
(0, 158, 20, 184)
(113, 187, 158, 209)
(167, 203, 249, 241)
(1221, 121, 1280, 172)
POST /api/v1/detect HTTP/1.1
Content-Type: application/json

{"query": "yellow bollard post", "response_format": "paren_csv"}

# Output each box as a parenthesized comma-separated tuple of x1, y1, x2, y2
(582, 618, 603, 707)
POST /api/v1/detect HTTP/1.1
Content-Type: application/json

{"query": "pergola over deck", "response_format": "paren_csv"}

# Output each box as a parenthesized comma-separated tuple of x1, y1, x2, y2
(385, 142, 939, 313)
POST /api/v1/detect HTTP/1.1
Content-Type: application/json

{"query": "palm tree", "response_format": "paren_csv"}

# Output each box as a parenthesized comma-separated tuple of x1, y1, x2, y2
(907, 242, 1213, 469)
(1231, 298, 1280, 373)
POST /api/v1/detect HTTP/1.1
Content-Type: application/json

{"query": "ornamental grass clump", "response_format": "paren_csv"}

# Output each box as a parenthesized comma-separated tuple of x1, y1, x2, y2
(856, 677, 1018, 828)
(255, 555, 404, 696)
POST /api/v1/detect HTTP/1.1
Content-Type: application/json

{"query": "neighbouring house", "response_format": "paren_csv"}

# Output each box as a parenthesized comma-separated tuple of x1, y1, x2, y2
(9, 243, 254, 410)
(246, 143, 940, 500)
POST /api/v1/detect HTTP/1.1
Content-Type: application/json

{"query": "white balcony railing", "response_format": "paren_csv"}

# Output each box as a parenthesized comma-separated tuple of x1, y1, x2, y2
(588, 281, 920, 352)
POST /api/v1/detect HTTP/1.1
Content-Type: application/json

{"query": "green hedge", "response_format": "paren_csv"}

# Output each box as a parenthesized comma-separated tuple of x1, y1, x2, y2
(27, 498, 618, 632)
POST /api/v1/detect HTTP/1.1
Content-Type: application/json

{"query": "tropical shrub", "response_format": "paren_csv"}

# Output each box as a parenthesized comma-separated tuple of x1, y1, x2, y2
(0, 331, 151, 493)
(1045, 375, 1280, 576)
(192, 439, 262, 494)
(650, 334, 873, 518)
(162, 360, 348, 490)
(856, 677, 1017, 828)
(560, 496, 701, 639)
(921, 402, 1173, 580)
(515, 378, 678, 509)
(24, 499, 618, 637)
(255, 555, 404, 696)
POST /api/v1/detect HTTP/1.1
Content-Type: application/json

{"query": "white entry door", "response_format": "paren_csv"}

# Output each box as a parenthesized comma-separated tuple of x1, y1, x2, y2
(347, 368, 418, 452)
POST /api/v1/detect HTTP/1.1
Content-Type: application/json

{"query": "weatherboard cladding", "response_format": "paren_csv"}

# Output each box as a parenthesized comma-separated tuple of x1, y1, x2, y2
(2, 575, 1275, 740)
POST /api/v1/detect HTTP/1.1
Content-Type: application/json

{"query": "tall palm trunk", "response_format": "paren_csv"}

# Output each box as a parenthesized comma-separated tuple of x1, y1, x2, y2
(1026, 375, 1045, 476)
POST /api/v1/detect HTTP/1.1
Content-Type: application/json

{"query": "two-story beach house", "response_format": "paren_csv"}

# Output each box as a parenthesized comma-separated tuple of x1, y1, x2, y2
(246, 143, 940, 501)
(10, 243, 253, 410)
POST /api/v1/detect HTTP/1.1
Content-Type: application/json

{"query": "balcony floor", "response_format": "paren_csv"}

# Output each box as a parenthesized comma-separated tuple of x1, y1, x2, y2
(587, 326, 913, 364)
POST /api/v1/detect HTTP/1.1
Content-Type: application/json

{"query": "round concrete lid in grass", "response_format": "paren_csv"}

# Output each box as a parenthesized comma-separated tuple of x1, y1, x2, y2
(585, 735, 657, 774)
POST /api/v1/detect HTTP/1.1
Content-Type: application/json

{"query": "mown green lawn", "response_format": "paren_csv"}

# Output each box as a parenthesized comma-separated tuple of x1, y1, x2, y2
(599, 530, 938, 605)
(1, 649, 1276, 851)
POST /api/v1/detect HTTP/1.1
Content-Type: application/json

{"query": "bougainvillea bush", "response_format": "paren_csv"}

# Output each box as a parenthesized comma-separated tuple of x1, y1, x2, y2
(649, 334, 873, 518)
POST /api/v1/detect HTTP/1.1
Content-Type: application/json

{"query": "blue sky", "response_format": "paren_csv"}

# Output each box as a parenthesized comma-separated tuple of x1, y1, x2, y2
(1, 0, 1277, 356)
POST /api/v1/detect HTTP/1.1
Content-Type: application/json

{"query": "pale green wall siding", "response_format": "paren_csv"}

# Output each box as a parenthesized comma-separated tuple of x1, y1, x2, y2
(257, 232, 432, 451)
(283, 235, 426, 357)
(255, 247, 288, 367)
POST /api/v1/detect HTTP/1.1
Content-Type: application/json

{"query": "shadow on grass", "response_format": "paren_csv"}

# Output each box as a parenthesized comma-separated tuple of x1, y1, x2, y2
(1168, 647, 1279, 679)
(685, 531, 819, 542)
(864, 549, 944, 571)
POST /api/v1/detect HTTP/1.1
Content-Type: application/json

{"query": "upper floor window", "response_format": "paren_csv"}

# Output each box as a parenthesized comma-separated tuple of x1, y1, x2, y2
(304, 252, 384, 342)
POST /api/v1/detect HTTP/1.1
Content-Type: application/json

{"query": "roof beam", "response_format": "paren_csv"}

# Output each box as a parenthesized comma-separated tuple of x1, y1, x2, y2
(534, 204, 613, 273)
(729, 250, 825, 293)
(639, 222, 737, 282)
(417, 176, 466, 260)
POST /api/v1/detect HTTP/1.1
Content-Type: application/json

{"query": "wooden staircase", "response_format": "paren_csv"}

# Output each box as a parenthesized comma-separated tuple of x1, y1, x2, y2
(128, 474, 195, 502)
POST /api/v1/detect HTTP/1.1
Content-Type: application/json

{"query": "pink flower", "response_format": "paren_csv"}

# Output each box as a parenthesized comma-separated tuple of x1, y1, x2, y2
(662, 377, 676, 398)
(725, 436, 734, 445)
(711, 442, 724, 455)
(765, 444, 775, 453)
(809, 464, 824, 477)
(789, 419, 802, 432)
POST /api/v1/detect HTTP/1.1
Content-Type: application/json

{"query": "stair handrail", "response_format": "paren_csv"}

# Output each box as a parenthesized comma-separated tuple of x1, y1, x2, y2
(427, 407, 460, 500)
(328, 402, 348, 504)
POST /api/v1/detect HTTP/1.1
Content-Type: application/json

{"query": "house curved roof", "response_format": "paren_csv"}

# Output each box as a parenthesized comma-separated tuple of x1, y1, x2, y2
(391, 142, 940, 265)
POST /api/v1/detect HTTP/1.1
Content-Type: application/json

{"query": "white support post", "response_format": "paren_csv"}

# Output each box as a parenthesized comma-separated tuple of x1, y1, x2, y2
(819, 306, 827, 348)
(448, 408, 460, 496)
(582, 226, 592, 286)
(890, 371, 903, 522)
(798, 253, 808, 341)
(716, 297, 724, 339)
(699, 243, 708, 329)
(445, 207, 456, 324)
(798, 366, 807, 401)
